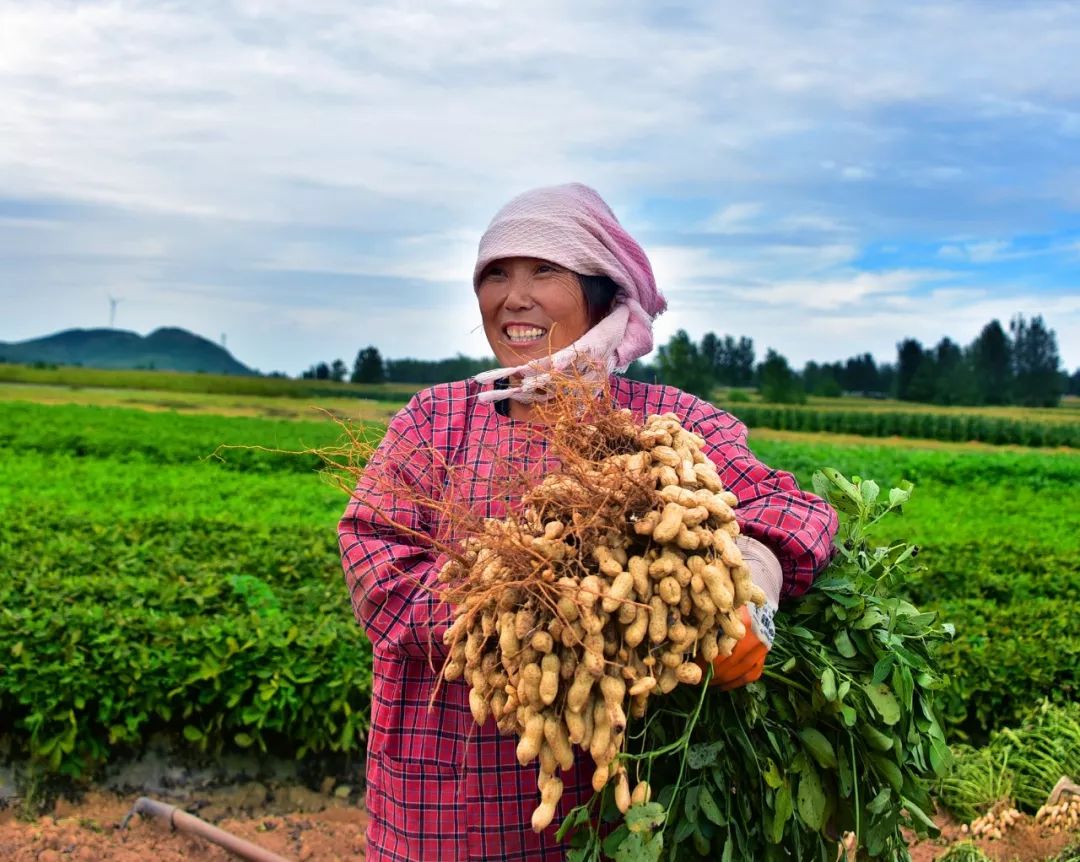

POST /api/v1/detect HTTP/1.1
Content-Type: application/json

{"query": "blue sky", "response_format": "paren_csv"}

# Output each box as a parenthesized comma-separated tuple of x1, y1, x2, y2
(1, 0, 1077, 374)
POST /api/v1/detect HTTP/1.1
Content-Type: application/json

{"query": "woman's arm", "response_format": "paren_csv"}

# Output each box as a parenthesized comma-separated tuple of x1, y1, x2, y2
(338, 393, 450, 660)
(685, 400, 838, 600)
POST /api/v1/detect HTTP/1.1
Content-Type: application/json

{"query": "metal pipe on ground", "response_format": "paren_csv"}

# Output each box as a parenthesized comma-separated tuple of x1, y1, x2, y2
(122, 796, 293, 862)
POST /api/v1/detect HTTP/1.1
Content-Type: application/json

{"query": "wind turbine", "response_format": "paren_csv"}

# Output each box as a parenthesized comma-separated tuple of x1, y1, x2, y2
(108, 295, 124, 328)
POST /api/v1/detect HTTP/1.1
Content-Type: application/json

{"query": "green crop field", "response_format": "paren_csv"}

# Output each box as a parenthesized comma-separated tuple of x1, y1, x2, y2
(5, 361, 1077, 447)
(721, 403, 1080, 448)
(0, 381, 406, 423)
(738, 392, 1080, 423)
(0, 362, 421, 402)
(1, 394, 1077, 786)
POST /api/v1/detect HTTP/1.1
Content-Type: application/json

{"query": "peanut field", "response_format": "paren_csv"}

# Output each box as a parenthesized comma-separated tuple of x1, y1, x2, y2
(1, 389, 1077, 839)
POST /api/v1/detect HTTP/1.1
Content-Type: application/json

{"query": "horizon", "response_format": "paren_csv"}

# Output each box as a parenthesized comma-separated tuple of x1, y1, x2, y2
(4, 317, 1075, 381)
(2, 2, 1079, 375)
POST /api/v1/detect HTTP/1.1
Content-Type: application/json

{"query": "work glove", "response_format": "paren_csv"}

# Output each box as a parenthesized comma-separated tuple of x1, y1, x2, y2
(708, 536, 781, 691)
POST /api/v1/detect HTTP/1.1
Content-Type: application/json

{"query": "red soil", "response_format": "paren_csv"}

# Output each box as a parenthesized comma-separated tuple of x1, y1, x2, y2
(906, 810, 1075, 862)
(2, 789, 1077, 861)
(0, 789, 368, 862)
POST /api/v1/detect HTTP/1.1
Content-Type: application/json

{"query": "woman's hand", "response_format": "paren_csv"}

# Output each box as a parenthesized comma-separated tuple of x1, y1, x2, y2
(705, 537, 782, 690)
(708, 605, 770, 690)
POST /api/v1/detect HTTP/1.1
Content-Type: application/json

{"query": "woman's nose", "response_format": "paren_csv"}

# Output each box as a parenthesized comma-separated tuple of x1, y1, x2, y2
(503, 274, 535, 310)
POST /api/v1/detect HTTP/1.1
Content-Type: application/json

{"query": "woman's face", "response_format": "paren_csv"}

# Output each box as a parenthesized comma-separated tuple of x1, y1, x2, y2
(478, 256, 591, 367)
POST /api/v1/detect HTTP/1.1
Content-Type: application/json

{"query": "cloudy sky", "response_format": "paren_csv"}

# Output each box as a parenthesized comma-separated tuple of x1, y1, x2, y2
(2, 0, 1078, 375)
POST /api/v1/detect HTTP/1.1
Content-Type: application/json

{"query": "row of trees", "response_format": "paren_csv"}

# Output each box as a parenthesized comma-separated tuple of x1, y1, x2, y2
(301, 314, 1075, 407)
(624, 315, 1070, 406)
(301, 349, 498, 384)
(895, 317, 1065, 407)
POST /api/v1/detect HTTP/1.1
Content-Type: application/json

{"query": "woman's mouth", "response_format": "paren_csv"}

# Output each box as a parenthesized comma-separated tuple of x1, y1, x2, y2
(503, 324, 549, 345)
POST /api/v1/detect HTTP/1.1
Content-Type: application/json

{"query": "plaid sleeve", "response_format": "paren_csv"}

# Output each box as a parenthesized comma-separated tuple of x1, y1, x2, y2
(685, 400, 838, 600)
(338, 392, 450, 660)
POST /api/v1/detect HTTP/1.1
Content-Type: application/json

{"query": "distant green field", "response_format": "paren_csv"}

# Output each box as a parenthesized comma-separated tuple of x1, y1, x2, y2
(723, 403, 1079, 447)
(0, 362, 420, 402)
(3, 363, 1076, 447)
(728, 392, 1080, 422)
(2, 396, 1076, 780)
(0, 381, 405, 423)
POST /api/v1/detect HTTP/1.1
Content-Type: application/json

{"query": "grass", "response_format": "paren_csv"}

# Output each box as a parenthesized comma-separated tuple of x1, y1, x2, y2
(748, 426, 1079, 456)
(715, 389, 1080, 423)
(0, 362, 420, 402)
(5, 377, 1076, 454)
(802, 395, 1079, 422)
(0, 381, 405, 422)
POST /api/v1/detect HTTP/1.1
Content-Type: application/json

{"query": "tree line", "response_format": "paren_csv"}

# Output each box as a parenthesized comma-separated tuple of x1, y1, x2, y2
(301, 350, 498, 385)
(304, 314, 1076, 407)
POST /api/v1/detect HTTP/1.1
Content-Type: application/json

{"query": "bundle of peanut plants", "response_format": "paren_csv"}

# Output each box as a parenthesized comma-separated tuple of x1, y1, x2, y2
(335, 375, 953, 860)
(436, 399, 766, 832)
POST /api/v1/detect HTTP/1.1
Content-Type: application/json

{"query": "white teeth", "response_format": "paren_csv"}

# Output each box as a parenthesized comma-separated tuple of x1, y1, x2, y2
(505, 326, 547, 342)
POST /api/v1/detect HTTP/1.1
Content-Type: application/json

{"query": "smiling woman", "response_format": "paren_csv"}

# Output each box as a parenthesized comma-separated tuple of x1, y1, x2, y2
(476, 259, 620, 388)
(477, 257, 594, 368)
(338, 183, 838, 861)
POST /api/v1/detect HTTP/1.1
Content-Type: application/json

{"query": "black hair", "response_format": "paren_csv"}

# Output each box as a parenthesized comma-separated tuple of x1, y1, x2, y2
(578, 273, 619, 326)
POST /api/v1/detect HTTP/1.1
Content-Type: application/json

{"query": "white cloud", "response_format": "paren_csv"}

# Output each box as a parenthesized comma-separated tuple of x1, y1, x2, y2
(741, 269, 937, 311)
(702, 202, 763, 234)
(938, 240, 1012, 262)
(840, 165, 874, 181)
(777, 213, 851, 234)
(648, 246, 747, 287)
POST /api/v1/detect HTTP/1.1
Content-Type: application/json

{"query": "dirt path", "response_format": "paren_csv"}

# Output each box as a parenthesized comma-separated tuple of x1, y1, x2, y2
(0, 790, 368, 862)
(3, 789, 1077, 861)
(906, 811, 1075, 862)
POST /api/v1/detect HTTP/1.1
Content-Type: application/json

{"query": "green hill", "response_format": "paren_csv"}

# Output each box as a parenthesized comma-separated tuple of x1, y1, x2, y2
(0, 327, 254, 375)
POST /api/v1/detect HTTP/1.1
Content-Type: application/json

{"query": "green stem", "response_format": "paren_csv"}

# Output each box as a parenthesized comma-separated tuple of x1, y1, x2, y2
(762, 668, 812, 697)
(851, 734, 860, 851)
(627, 700, 710, 761)
(659, 664, 714, 843)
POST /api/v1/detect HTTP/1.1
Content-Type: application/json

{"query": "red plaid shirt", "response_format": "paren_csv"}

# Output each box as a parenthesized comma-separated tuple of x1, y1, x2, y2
(338, 376, 837, 861)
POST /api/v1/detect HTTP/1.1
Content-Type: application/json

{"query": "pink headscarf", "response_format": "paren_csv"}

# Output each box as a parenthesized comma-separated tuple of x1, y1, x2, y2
(472, 183, 667, 403)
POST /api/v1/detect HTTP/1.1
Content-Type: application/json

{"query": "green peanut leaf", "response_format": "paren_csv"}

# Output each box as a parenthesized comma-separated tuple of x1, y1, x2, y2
(613, 830, 664, 862)
(555, 804, 591, 841)
(799, 728, 838, 769)
(796, 766, 826, 831)
(870, 753, 904, 793)
(855, 608, 887, 630)
(902, 796, 939, 836)
(860, 722, 896, 753)
(625, 802, 666, 833)
(687, 741, 722, 769)
(863, 682, 901, 725)
(888, 486, 912, 508)
(672, 817, 695, 844)
(684, 785, 700, 823)
(768, 784, 793, 843)
(867, 788, 892, 815)
(821, 668, 837, 702)
(699, 786, 725, 826)
(603, 824, 630, 856)
(834, 630, 856, 658)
